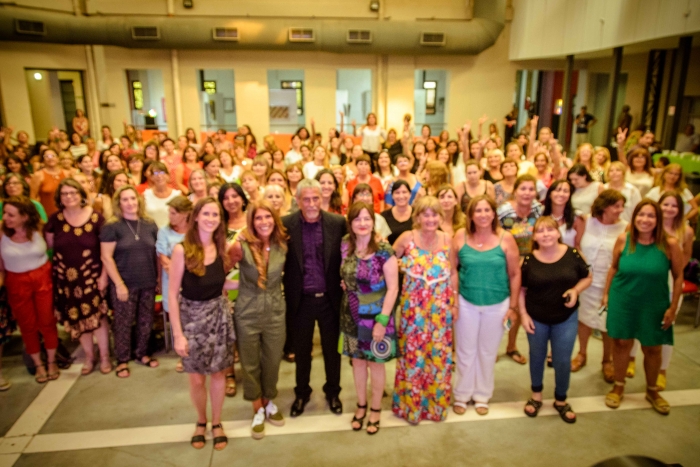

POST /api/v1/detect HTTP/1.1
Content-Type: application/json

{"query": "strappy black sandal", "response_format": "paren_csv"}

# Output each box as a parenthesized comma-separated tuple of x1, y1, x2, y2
(553, 402, 576, 424)
(366, 408, 381, 435)
(352, 403, 367, 431)
(211, 423, 228, 451)
(190, 422, 206, 449)
(524, 398, 543, 418)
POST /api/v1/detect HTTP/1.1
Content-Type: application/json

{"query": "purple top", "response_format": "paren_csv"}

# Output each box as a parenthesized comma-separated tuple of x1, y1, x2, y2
(301, 216, 326, 294)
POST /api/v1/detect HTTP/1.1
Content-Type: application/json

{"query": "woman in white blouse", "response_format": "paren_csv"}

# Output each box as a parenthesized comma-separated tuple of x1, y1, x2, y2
(603, 162, 642, 222)
(568, 165, 603, 216)
(353, 113, 387, 170)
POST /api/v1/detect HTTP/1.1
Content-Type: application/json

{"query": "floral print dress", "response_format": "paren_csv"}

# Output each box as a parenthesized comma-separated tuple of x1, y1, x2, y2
(339, 238, 396, 362)
(392, 239, 453, 424)
(46, 210, 108, 339)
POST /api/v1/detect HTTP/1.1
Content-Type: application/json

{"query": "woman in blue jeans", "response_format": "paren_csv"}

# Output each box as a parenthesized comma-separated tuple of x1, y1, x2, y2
(519, 217, 592, 423)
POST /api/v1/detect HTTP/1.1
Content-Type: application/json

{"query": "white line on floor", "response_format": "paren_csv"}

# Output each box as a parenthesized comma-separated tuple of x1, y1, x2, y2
(4, 364, 83, 439)
(0, 454, 20, 467)
(17, 388, 700, 454)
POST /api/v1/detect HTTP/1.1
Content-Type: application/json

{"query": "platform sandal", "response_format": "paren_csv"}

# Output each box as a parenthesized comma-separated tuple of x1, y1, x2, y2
(645, 386, 670, 415)
(553, 402, 576, 424)
(524, 398, 542, 418)
(605, 381, 625, 409)
(366, 408, 381, 435)
(352, 403, 367, 431)
(190, 422, 207, 449)
(211, 423, 228, 450)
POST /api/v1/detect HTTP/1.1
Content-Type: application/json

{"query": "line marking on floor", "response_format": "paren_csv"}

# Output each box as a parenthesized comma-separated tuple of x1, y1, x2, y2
(9, 388, 699, 454)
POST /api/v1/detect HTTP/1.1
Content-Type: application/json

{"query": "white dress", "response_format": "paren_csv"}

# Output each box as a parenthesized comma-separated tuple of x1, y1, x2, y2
(603, 182, 642, 222)
(645, 186, 694, 215)
(571, 182, 601, 215)
(625, 171, 654, 198)
(578, 216, 628, 331)
(558, 222, 577, 248)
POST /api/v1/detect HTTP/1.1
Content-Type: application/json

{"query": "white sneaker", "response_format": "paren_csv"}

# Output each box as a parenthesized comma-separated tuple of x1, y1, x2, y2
(251, 408, 265, 440)
(0, 374, 10, 391)
(265, 400, 285, 427)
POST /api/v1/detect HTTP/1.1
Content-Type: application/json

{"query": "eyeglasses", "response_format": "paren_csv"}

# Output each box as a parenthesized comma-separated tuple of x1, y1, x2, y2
(60, 191, 80, 197)
(152, 171, 166, 176)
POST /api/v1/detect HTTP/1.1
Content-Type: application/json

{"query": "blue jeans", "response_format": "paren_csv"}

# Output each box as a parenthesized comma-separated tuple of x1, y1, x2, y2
(526, 310, 578, 402)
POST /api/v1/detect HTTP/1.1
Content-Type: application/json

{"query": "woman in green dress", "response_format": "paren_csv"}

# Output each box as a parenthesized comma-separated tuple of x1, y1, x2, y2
(603, 199, 683, 415)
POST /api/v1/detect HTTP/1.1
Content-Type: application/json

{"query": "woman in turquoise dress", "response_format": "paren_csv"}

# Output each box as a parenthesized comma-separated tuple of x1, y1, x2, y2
(340, 201, 399, 435)
(603, 200, 683, 415)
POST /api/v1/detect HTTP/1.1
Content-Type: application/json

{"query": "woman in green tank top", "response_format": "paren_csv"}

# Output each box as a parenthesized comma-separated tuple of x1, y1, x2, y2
(603, 200, 684, 415)
(449, 195, 521, 416)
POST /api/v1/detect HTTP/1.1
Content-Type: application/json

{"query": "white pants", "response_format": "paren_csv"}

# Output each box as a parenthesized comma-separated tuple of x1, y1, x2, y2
(453, 296, 509, 404)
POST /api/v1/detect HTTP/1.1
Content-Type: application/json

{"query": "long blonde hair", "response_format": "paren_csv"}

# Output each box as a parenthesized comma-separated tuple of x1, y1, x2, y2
(183, 197, 230, 276)
(240, 200, 288, 289)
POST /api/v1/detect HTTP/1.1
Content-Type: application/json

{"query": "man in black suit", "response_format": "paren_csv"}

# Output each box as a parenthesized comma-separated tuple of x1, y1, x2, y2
(282, 178, 347, 417)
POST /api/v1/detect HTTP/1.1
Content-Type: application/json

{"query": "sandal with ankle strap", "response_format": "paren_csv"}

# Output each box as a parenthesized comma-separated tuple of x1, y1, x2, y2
(34, 365, 48, 384)
(553, 402, 576, 424)
(605, 381, 625, 409)
(190, 422, 207, 449)
(211, 423, 228, 451)
(366, 408, 381, 435)
(645, 386, 670, 415)
(524, 398, 542, 418)
(47, 361, 61, 381)
(352, 403, 367, 431)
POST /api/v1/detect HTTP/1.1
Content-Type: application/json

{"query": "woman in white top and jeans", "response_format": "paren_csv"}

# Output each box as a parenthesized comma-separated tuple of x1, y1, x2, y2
(353, 113, 387, 171)
(143, 162, 182, 228)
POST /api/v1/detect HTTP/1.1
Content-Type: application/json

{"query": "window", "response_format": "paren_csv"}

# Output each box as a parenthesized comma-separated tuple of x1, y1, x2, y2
(424, 81, 437, 115)
(281, 80, 303, 116)
(131, 81, 143, 110)
(203, 80, 217, 95)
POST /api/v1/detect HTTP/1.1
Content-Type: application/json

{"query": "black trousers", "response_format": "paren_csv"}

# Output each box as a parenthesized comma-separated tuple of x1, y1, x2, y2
(292, 294, 341, 399)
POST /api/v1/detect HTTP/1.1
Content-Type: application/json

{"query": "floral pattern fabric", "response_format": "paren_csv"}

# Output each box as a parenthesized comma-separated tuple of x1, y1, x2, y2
(392, 239, 453, 424)
(45, 211, 108, 339)
(339, 238, 396, 362)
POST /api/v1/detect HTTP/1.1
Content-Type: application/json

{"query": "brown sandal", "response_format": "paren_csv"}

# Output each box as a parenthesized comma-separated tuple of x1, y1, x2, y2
(225, 374, 237, 397)
(506, 350, 527, 365)
(570, 354, 586, 372)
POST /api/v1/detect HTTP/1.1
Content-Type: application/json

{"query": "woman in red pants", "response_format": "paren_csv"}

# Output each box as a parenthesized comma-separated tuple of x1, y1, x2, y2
(0, 196, 59, 383)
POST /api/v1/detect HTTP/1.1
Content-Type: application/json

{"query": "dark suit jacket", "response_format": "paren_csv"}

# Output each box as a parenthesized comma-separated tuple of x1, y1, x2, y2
(282, 210, 347, 318)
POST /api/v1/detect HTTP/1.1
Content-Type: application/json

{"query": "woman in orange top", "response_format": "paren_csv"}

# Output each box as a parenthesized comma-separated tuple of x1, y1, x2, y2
(30, 149, 67, 217)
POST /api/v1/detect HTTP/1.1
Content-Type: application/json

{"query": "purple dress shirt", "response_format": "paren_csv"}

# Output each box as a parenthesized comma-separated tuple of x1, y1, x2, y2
(301, 216, 326, 294)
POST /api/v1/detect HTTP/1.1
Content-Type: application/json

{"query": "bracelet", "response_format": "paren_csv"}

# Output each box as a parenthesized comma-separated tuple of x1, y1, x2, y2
(509, 306, 519, 313)
(374, 314, 389, 327)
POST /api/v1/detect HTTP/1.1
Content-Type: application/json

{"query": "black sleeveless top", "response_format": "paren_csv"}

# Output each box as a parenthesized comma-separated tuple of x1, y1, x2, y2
(181, 255, 226, 301)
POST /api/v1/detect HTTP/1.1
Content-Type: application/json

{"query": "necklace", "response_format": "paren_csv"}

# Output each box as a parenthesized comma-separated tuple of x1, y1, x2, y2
(551, 214, 564, 222)
(125, 218, 140, 241)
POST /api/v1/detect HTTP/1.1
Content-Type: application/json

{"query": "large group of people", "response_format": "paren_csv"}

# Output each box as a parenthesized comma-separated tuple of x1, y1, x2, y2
(0, 107, 692, 446)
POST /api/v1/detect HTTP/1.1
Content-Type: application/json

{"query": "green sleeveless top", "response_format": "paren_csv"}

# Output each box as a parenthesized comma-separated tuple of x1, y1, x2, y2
(457, 232, 510, 306)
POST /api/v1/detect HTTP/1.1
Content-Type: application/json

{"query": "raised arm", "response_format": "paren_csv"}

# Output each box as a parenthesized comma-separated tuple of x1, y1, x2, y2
(616, 128, 629, 169)
(527, 115, 539, 160)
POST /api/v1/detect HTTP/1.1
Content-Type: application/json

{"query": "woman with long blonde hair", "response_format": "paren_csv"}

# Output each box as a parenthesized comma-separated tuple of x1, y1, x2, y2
(573, 143, 604, 182)
(228, 200, 289, 439)
(169, 197, 237, 451)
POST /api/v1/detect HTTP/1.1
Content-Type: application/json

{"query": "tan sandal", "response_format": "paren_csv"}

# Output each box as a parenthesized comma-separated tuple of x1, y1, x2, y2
(225, 374, 237, 397)
(570, 354, 587, 372)
(605, 381, 625, 409)
(646, 387, 670, 415)
(474, 403, 489, 416)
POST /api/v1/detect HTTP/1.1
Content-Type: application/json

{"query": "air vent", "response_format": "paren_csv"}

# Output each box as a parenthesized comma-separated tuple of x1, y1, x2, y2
(15, 19, 46, 36)
(213, 27, 239, 42)
(288, 28, 315, 43)
(347, 29, 372, 44)
(420, 32, 446, 46)
(131, 26, 160, 41)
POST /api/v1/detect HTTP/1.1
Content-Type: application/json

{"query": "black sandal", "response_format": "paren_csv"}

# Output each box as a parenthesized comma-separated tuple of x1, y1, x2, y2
(553, 402, 576, 424)
(352, 403, 367, 431)
(366, 408, 381, 435)
(135, 356, 159, 368)
(115, 363, 130, 379)
(524, 398, 542, 418)
(211, 423, 228, 451)
(190, 422, 206, 449)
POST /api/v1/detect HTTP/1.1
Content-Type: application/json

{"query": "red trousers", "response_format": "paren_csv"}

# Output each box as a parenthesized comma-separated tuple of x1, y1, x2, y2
(5, 261, 58, 354)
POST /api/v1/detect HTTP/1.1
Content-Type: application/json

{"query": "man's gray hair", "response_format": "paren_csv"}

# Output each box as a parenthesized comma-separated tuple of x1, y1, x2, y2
(296, 178, 322, 198)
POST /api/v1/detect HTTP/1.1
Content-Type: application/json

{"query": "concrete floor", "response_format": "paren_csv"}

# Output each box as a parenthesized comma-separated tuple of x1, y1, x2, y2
(2, 301, 700, 467)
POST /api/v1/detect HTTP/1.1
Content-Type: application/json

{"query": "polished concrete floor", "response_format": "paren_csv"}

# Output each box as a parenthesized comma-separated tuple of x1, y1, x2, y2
(1, 302, 700, 467)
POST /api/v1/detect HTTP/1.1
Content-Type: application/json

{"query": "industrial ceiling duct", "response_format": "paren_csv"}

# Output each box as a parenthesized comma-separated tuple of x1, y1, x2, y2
(0, 2, 505, 55)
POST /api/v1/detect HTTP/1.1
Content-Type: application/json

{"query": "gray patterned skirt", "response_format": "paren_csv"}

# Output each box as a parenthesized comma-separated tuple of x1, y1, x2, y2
(180, 295, 236, 375)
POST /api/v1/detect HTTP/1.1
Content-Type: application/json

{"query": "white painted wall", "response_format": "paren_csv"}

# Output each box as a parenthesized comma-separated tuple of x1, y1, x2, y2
(510, 0, 700, 60)
(336, 69, 372, 132)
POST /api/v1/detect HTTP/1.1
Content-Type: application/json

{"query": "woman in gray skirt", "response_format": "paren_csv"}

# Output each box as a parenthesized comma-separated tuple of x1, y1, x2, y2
(169, 197, 238, 451)
(228, 199, 288, 440)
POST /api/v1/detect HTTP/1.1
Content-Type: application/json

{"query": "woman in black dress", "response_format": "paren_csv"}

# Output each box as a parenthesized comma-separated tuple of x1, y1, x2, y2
(381, 180, 413, 246)
(169, 197, 238, 451)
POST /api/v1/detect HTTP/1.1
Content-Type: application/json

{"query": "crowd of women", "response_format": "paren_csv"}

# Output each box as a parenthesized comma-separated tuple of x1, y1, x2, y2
(0, 111, 690, 447)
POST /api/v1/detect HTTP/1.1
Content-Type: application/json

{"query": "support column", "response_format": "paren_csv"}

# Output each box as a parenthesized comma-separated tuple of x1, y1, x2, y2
(558, 54, 574, 147)
(603, 46, 623, 145)
(84, 45, 102, 135)
(170, 49, 183, 137)
(375, 55, 389, 130)
(641, 49, 666, 133)
(662, 36, 692, 150)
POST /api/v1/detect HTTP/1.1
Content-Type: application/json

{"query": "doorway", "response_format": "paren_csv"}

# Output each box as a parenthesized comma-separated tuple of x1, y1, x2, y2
(25, 69, 87, 141)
